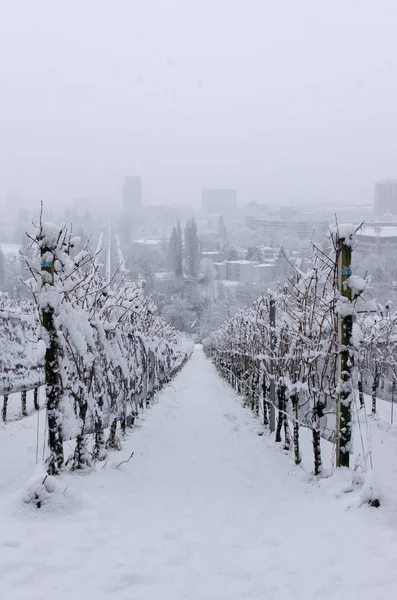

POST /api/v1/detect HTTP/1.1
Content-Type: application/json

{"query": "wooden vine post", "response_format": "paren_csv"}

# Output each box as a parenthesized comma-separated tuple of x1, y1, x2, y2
(41, 233, 64, 474)
(269, 294, 276, 433)
(336, 230, 353, 468)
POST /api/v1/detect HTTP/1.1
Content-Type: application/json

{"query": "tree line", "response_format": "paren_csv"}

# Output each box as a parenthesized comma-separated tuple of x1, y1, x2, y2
(168, 218, 201, 279)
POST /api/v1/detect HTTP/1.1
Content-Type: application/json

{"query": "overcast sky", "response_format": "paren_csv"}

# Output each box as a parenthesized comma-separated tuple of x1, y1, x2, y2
(1, 0, 397, 210)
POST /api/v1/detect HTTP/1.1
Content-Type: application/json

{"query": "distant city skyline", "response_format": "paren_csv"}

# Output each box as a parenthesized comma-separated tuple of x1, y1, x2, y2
(0, 177, 380, 215)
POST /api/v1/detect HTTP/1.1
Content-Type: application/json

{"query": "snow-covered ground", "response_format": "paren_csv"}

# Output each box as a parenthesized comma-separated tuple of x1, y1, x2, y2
(1, 347, 397, 599)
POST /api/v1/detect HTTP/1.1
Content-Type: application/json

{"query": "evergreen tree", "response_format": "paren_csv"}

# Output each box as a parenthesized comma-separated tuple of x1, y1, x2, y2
(246, 246, 262, 262)
(184, 218, 200, 278)
(168, 222, 183, 278)
(226, 246, 239, 261)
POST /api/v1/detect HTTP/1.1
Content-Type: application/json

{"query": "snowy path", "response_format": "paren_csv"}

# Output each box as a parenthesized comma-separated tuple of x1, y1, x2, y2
(1, 346, 397, 599)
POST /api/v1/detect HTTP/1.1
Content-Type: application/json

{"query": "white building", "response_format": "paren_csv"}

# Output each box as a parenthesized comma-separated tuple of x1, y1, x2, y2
(356, 225, 397, 255)
(213, 259, 276, 284)
(213, 262, 227, 280)
(245, 216, 328, 240)
(254, 263, 276, 284)
(202, 251, 223, 263)
(226, 260, 256, 283)
(258, 246, 278, 261)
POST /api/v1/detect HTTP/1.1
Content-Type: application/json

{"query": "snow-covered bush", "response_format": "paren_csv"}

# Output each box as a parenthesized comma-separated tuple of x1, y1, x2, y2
(0, 294, 43, 394)
(22, 464, 80, 512)
(356, 307, 397, 414)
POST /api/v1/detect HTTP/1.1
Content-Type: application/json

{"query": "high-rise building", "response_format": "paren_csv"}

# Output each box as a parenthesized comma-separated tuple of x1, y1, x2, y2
(123, 176, 142, 211)
(202, 189, 237, 214)
(375, 179, 397, 216)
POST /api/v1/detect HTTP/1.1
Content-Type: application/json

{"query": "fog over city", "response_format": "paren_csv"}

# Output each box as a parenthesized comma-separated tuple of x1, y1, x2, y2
(1, 0, 397, 330)
(1, 0, 397, 209)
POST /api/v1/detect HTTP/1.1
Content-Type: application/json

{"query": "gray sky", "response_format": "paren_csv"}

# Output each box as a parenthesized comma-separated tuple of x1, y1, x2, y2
(1, 0, 397, 210)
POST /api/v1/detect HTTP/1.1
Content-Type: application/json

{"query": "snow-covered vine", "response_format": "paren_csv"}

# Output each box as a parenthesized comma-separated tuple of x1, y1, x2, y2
(22, 217, 192, 474)
(204, 239, 359, 475)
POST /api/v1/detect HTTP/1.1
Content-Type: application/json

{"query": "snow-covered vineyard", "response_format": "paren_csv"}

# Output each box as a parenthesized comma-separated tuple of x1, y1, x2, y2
(2, 346, 397, 599)
(204, 226, 397, 484)
(2, 220, 397, 598)
(1, 218, 193, 476)
(3, 0, 397, 594)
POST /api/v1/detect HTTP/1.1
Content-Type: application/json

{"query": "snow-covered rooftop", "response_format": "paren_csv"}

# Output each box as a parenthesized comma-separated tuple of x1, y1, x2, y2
(358, 227, 397, 238)
(0, 243, 21, 257)
(133, 239, 162, 245)
(218, 279, 242, 286)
